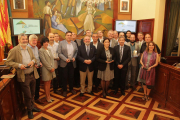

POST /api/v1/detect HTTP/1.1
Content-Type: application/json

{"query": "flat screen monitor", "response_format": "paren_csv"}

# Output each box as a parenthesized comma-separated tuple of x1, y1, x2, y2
(10, 18, 42, 36)
(115, 20, 137, 33)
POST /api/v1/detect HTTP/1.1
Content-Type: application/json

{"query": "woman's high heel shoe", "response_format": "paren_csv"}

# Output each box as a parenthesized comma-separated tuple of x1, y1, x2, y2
(106, 91, 110, 96)
(103, 92, 106, 98)
(51, 98, 54, 101)
(146, 95, 150, 101)
(142, 94, 146, 100)
(47, 99, 52, 103)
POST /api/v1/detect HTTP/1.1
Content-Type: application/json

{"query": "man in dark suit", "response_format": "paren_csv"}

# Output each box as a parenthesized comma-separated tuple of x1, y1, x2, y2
(114, 36, 131, 95)
(77, 36, 96, 96)
(72, 32, 81, 88)
(91, 33, 103, 92)
(97, 30, 104, 43)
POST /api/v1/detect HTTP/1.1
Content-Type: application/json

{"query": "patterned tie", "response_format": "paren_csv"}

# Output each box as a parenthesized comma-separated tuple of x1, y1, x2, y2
(120, 46, 123, 62)
(139, 42, 142, 50)
(87, 45, 90, 56)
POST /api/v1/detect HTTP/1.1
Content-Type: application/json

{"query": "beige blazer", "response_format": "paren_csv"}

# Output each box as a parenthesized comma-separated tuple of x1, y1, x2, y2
(39, 46, 56, 81)
(5, 44, 39, 82)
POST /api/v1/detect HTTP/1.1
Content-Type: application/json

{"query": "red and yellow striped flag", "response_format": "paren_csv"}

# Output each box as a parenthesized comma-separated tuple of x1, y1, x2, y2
(0, 0, 13, 49)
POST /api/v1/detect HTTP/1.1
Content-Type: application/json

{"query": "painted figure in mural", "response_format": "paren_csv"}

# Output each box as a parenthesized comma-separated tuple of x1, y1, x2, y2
(51, 10, 68, 33)
(51, 0, 64, 13)
(97, 0, 105, 11)
(59, 0, 65, 13)
(43, 1, 52, 28)
(84, 2, 96, 33)
(63, 0, 76, 16)
(105, 0, 112, 9)
(76, 0, 83, 16)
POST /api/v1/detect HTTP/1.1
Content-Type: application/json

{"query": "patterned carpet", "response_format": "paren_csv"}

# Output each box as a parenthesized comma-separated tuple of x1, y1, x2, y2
(21, 86, 180, 120)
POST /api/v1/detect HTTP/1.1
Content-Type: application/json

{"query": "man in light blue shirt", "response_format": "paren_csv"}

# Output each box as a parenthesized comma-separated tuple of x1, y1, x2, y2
(28, 34, 44, 105)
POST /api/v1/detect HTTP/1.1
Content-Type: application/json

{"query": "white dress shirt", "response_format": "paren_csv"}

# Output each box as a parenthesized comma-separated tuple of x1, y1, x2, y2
(93, 42, 98, 49)
(66, 41, 74, 59)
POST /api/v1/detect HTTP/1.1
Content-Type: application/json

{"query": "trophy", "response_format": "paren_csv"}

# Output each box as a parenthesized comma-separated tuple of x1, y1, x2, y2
(54, 53, 59, 60)
(68, 54, 73, 62)
(133, 50, 138, 57)
(107, 53, 112, 62)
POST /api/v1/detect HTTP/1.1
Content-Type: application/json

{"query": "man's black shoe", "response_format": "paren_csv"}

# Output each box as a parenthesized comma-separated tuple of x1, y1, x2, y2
(89, 91, 94, 96)
(114, 90, 118, 95)
(71, 90, 76, 95)
(54, 90, 61, 95)
(32, 107, 41, 112)
(63, 91, 67, 97)
(121, 91, 125, 96)
(79, 93, 84, 96)
(28, 111, 34, 119)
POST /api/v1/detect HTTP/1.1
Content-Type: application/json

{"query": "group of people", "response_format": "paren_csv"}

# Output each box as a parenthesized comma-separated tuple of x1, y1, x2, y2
(5, 30, 160, 119)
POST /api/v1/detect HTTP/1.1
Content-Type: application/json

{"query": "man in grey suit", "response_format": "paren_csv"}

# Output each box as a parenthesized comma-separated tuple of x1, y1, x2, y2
(125, 34, 139, 90)
(108, 30, 118, 48)
(58, 31, 78, 97)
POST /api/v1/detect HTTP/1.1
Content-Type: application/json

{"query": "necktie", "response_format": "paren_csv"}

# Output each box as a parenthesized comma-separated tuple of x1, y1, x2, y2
(87, 46, 90, 56)
(120, 46, 123, 62)
(139, 42, 142, 50)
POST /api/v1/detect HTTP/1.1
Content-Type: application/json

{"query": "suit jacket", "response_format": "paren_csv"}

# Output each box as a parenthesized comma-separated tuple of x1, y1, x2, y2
(136, 40, 145, 52)
(5, 44, 39, 82)
(96, 47, 115, 71)
(110, 38, 118, 48)
(114, 44, 131, 70)
(77, 44, 96, 72)
(58, 40, 78, 68)
(136, 40, 145, 65)
(81, 37, 100, 45)
(99, 37, 106, 43)
(125, 42, 139, 66)
(90, 41, 104, 67)
(90, 41, 103, 50)
(39, 46, 56, 81)
(74, 39, 81, 47)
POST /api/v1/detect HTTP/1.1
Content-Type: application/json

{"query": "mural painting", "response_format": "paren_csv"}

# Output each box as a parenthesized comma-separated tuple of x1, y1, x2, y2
(33, 0, 113, 39)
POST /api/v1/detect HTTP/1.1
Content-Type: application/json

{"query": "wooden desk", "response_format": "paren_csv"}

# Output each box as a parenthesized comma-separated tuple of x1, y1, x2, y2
(0, 74, 24, 120)
(152, 62, 180, 117)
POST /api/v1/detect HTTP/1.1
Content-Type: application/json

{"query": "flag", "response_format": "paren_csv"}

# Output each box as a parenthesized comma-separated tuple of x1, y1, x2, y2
(0, 0, 13, 49)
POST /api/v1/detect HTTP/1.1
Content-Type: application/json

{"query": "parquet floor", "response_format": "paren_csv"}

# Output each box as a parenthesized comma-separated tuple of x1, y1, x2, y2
(21, 86, 180, 120)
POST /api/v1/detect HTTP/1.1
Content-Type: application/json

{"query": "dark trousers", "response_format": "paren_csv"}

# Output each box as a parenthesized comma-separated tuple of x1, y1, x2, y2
(34, 68, 40, 100)
(62, 62, 74, 91)
(58, 66, 63, 88)
(126, 64, 138, 87)
(74, 65, 80, 86)
(53, 68, 59, 91)
(20, 73, 36, 111)
(93, 67, 100, 88)
(115, 67, 128, 92)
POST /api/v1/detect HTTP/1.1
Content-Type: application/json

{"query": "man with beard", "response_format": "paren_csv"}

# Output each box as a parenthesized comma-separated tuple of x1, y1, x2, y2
(5, 33, 41, 119)
(125, 34, 139, 90)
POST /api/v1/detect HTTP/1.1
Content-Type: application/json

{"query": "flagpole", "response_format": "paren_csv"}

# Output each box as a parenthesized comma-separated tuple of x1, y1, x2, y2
(0, 46, 4, 63)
